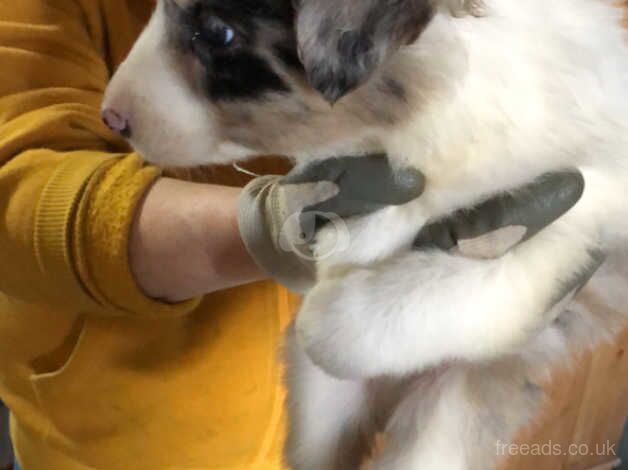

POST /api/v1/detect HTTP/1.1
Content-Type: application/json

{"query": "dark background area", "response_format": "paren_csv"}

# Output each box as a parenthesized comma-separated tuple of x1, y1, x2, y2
(0, 403, 11, 470)
(619, 420, 628, 469)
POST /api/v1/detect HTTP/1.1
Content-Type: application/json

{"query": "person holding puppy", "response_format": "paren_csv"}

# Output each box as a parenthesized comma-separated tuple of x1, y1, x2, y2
(0, 1, 589, 469)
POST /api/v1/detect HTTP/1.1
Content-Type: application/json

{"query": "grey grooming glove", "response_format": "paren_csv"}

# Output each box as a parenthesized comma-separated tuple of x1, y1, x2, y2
(240, 158, 599, 298)
(238, 155, 426, 292)
(414, 170, 603, 302)
(414, 171, 586, 257)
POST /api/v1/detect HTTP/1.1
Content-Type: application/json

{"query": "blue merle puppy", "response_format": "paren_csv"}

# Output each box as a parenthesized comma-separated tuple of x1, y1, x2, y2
(104, 0, 628, 469)
(101, 0, 444, 167)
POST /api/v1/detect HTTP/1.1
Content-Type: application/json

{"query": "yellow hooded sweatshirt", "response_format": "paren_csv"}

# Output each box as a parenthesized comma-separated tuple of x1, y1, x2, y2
(0, 1, 294, 468)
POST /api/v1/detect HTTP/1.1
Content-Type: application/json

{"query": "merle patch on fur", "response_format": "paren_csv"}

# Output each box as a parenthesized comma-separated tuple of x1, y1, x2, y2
(380, 77, 407, 101)
(296, 0, 434, 102)
(273, 43, 304, 70)
(165, 0, 296, 101)
(207, 52, 290, 99)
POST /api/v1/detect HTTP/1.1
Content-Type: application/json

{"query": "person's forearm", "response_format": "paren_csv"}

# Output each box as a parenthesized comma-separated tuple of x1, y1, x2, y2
(130, 177, 265, 302)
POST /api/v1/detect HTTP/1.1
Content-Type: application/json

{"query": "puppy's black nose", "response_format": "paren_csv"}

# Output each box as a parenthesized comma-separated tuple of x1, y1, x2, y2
(102, 108, 132, 138)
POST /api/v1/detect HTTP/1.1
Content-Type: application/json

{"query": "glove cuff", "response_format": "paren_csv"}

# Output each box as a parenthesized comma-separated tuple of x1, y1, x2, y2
(238, 176, 316, 293)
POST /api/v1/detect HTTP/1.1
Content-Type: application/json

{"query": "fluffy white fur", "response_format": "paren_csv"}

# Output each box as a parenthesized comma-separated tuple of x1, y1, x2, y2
(286, 1, 628, 468)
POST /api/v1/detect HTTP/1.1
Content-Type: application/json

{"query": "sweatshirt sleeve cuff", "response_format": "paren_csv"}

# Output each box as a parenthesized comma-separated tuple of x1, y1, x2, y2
(36, 152, 200, 316)
(76, 154, 201, 316)
(34, 152, 114, 310)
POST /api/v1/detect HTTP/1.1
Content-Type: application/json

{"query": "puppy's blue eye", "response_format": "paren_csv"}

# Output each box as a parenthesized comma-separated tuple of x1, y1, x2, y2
(222, 27, 235, 45)
(210, 23, 234, 46)
(196, 17, 236, 48)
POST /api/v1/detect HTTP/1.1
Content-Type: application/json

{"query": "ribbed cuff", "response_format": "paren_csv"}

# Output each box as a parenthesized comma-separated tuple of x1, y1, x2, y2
(35, 152, 200, 316)
(238, 176, 315, 294)
(75, 154, 201, 316)
(34, 151, 114, 310)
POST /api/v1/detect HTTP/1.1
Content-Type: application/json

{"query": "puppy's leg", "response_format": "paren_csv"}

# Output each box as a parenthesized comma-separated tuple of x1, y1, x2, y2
(283, 325, 373, 470)
(297, 207, 600, 378)
(367, 363, 541, 470)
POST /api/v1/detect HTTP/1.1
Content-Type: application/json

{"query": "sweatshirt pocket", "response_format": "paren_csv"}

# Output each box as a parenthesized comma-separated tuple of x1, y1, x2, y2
(29, 315, 116, 440)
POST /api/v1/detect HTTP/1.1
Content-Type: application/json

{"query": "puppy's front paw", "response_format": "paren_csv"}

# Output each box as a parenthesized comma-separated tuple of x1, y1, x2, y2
(315, 202, 428, 276)
(296, 270, 386, 379)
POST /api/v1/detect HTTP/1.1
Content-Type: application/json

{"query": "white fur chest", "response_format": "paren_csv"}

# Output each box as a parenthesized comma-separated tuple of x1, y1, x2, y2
(376, 0, 628, 220)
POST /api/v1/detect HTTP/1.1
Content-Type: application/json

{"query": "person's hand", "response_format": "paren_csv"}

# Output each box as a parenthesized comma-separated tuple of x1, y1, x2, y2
(293, 169, 603, 379)
(238, 155, 425, 292)
(130, 155, 423, 302)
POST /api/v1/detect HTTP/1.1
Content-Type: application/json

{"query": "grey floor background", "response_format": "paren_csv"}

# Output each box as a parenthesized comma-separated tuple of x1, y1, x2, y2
(619, 419, 628, 469)
(0, 404, 11, 468)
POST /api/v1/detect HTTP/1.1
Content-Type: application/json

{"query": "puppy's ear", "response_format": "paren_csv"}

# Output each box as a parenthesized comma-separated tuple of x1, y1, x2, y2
(295, 0, 434, 103)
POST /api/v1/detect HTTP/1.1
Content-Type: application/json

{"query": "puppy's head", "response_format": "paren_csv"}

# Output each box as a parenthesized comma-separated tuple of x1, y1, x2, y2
(103, 0, 452, 167)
